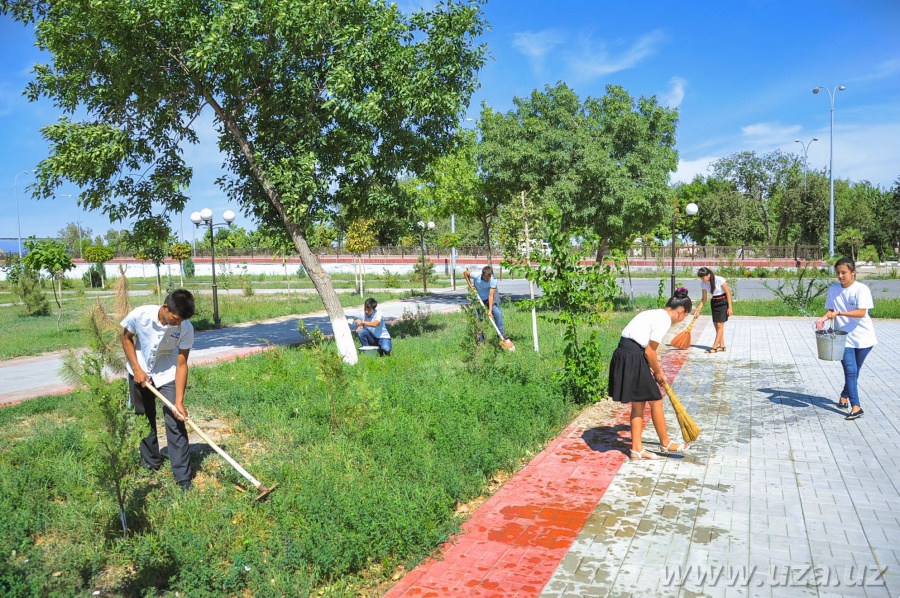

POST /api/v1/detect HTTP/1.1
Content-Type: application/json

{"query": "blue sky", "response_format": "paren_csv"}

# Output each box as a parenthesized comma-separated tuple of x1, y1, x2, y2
(2, 0, 899, 242)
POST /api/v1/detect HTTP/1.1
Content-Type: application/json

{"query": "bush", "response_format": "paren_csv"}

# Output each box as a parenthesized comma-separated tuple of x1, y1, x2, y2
(859, 245, 879, 264)
(13, 268, 50, 316)
(182, 257, 195, 278)
(382, 269, 401, 288)
(409, 255, 435, 286)
(82, 264, 104, 288)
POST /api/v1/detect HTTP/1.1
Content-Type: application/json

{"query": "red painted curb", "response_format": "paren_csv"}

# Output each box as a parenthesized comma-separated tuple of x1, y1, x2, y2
(384, 321, 705, 597)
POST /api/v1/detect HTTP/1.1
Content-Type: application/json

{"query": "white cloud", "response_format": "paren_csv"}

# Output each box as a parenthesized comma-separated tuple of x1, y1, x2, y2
(672, 156, 717, 185)
(740, 121, 802, 146)
(849, 57, 900, 83)
(566, 29, 665, 79)
(511, 30, 565, 72)
(660, 77, 686, 109)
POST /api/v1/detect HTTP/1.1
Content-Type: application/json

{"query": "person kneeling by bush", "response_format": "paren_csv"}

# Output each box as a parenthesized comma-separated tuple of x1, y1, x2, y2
(354, 297, 392, 356)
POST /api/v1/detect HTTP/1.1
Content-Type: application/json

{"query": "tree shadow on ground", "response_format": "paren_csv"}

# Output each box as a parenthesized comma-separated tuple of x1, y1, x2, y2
(580, 424, 632, 458)
(757, 387, 845, 415)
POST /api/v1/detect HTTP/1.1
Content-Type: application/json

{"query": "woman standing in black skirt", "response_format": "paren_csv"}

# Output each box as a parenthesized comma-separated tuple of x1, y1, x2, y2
(608, 288, 693, 460)
(696, 266, 733, 353)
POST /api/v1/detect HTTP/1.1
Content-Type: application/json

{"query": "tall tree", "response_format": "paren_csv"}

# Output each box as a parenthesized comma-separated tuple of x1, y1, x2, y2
(478, 83, 679, 256)
(5, 0, 486, 363)
(710, 150, 796, 246)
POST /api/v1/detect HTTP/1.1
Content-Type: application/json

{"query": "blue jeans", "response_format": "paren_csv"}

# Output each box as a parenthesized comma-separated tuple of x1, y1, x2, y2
(840, 346, 873, 408)
(475, 303, 505, 338)
(358, 328, 392, 355)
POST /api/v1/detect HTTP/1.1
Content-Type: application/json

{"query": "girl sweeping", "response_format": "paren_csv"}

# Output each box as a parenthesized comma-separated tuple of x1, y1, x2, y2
(815, 257, 877, 421)
(695, 266, 733, 353)
(609, 287, 693, 460)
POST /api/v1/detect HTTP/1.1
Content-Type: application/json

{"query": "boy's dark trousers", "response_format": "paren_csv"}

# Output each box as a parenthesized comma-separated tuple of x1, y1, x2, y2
(128, 375, 193, 484)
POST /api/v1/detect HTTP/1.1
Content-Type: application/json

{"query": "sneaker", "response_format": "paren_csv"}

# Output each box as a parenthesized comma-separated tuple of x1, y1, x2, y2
(845, 409, 864, 421)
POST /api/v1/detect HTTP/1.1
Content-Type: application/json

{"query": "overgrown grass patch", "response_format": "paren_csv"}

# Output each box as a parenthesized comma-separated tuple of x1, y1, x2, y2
(0, 305, 637, 596)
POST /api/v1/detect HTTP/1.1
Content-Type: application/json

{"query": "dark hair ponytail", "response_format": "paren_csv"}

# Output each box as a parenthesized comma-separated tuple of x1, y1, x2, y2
(697, 266, 716, 293)
(666, 286, 692, 313)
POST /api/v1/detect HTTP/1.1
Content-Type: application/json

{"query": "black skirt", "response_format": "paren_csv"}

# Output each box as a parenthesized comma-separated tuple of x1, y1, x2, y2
(711, 294, 729, 323)
(608, 337, 662, 403)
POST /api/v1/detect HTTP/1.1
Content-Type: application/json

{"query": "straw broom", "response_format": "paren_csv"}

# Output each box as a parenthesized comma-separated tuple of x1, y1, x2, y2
(663, 383, 701, 443)
(670, 315, 699, 350)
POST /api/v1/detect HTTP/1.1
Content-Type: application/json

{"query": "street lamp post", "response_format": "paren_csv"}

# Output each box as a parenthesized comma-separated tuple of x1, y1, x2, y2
(794, 137, 819, 189)
(13, 170, 35, 259)
(813, 85, 846, 259)
(190, 208, 236, 326)
(670, 202, 699, 297)
(417, 220, 435, 292)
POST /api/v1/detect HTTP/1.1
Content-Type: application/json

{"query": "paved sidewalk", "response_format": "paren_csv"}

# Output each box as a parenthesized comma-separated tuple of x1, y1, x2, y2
(0, 289, 472, 406)
(387, 317, 900, 598)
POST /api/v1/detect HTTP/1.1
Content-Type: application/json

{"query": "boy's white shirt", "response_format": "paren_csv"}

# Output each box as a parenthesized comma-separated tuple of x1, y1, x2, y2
(121, 304, 194, 386)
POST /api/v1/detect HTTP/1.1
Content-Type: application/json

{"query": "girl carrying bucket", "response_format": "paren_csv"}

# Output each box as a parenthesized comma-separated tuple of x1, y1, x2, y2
(815, 257, 877, 421)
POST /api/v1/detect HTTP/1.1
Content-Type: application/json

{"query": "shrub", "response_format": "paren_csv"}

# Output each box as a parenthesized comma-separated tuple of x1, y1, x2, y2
(382, 269, 401, 288)
(82, 264, 104, 288)
(763, 265, 830, 316)
(182, 256, 195, 278)
(409, 255, 435, 286)
(13, 267, 50, 316)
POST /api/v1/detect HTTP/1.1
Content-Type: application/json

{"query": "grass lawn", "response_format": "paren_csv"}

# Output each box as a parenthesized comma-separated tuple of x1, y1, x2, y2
(0, 304, 631, 597)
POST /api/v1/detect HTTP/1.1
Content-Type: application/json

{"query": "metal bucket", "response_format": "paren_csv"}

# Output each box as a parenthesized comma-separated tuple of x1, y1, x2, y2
(815, 328, 848, 361)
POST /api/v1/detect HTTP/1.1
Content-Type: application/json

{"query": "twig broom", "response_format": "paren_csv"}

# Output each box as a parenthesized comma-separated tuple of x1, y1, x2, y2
(663, 383, 700, 443)
(670, 315, 699, 350)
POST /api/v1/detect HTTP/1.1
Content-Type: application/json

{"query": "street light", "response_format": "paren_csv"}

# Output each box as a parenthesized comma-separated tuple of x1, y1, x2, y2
(416, 220, 435, 292)
(794, 137, 819, 189)
(13, 170, 35, 259)
(670, 202, 699, 296)
(813, 85, 846, 259)
(190, 208, 236, 326)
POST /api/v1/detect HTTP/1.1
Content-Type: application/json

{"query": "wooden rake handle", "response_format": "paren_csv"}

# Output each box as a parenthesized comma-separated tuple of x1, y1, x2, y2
(143, 383, 265, 492)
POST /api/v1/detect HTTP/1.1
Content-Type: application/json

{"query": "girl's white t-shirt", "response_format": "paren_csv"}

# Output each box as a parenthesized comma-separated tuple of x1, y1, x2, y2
(700, 275, 728, 297)
(824, 281, 877, 348)
(621, 309, 673, 348)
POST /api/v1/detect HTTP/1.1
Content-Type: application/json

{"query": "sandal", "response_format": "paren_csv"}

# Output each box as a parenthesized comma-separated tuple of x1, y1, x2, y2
(704, 347, 717, 354)
(659, 441, 691, 454)
(716, 346, 726, 352)
(630, 448, 658, 460)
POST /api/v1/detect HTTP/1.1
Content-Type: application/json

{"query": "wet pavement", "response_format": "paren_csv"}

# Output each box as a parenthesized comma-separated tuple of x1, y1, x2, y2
(388, 317, 900, 598)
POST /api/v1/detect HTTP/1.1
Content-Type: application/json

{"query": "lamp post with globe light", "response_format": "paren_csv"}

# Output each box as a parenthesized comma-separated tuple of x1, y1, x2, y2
(190, 208, 235, 326)
(671, 202, 699, 296)
(813, 85, 845, 259)
(417, 220, 435, 292)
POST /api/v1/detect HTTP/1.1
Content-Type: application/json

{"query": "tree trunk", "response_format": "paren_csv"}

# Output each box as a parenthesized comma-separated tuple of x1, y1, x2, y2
(480, 217, 492, 265)
(292, 231, 358, 364)
(209, 95, 357, 364)
(54, 276, 62, 333)
(155, 264, 162, 304)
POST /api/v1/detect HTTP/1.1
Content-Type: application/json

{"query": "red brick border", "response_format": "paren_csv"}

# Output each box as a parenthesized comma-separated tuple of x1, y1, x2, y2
(384, 324, 703, 597)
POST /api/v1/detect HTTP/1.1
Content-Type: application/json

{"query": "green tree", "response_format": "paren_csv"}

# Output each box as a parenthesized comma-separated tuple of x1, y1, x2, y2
(871, 177, 900, 259)
(169, 242, 192, 287)
(421, 128, 498, 261)
(710, 150, 797, 246)
(56, 222, 92, 258)
(479, 83, 678, 258)
(82, 244, 115, 288)
(22, 237, 74, 331)
(345, 218, 377, 297)
(7, 0, 486, 364)
(127, 218, 171, 302)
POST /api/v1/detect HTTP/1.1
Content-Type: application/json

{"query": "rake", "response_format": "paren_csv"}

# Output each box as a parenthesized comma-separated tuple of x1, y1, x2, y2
(663, 383, 701, 443)
(145, 383, 277, 501)
(468, 288, 515, 351)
